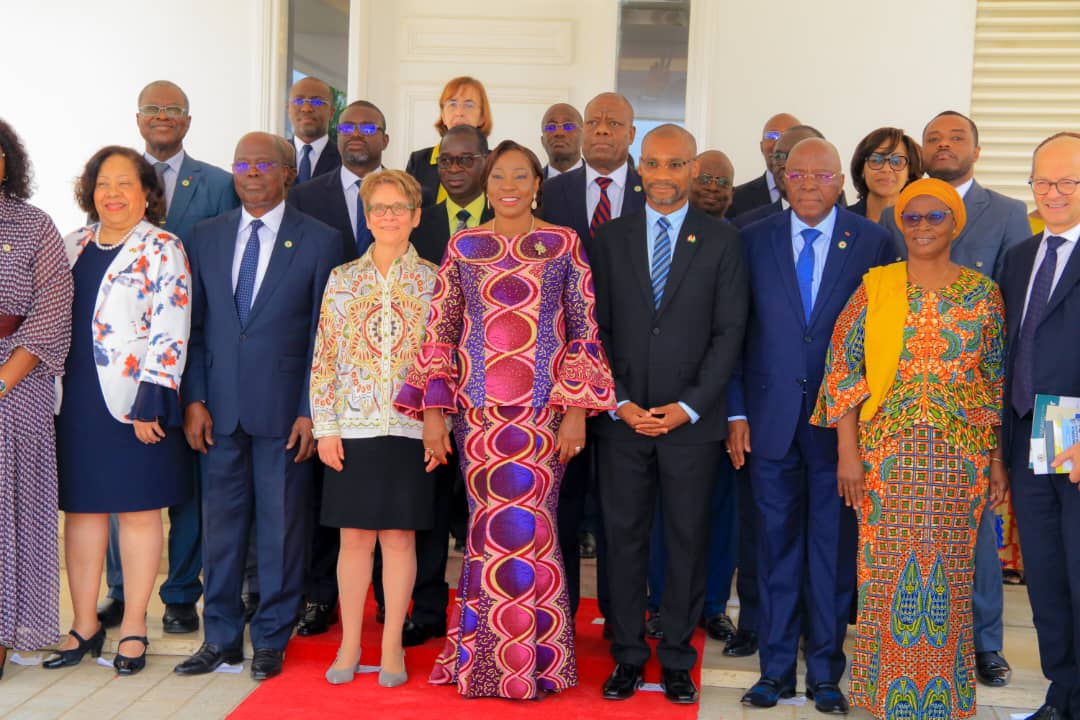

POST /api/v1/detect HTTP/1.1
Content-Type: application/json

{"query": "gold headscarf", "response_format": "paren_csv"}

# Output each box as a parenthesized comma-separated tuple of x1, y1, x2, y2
(894, 177, 967, 238)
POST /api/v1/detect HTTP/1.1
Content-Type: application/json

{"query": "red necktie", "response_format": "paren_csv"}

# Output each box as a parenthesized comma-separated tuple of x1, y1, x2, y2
(589, 177, 614, 239)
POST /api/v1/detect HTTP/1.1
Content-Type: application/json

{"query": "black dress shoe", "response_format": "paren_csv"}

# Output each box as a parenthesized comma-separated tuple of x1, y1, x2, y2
(806, 682, 850, 714)
(645, 610, 663, 640)
(113, 635, 149, 676)
(723, 629, 758, 657)
(704, 613, 736, 642)
(251, 648, 283, 681)
(602, 663, 643, 700)
(1025, 704, 1066, 720)
(296, 601, 336, 636)
(96, 598, 125, 629)
(975, 651, 1011, 687)
(174, 642, 243, 675)
(660, 667, 698, 704)
(162, 603, 199, 634)
(43, 626, 106, 669)
(402, 617, 447, 647)
(741, 677, 796, 707)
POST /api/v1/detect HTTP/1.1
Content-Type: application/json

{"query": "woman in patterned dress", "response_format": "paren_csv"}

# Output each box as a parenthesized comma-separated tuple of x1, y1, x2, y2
(395, 140, 615, 699)
(310, 170, 439, 687)
(0, 120, 74, 679)
(812, 178, 1007, 720)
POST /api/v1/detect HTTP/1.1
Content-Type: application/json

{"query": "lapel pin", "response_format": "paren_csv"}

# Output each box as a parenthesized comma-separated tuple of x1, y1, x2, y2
(284, 240, 294, 248)
(633, 185, 642, 193)
(687, 234, 697, 244)
(2, 243, 10, 252)
(181, 177, 191, 187)
(838, 241, 848, 249)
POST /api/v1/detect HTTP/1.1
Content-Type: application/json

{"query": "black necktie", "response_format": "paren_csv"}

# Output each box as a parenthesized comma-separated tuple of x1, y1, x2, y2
(1011, 235, 1067, 416)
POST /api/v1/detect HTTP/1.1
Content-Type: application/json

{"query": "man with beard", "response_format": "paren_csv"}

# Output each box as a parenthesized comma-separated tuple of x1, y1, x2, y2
(540, 103, 584, 179)
(288, 76, 341, 184)
(878, 111, 1029, 689)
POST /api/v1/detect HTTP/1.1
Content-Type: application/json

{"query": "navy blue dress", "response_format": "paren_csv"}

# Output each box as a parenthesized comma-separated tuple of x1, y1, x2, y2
(56, 244, 191, 513)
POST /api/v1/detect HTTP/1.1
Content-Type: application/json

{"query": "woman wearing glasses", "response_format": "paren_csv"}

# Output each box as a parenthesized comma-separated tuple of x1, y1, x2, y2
(812, 178, 1006, 719)
(51, 146, 192, 676)
(405, 76, 493, 207)
(310, 170, 438, 688)
(848, 128, 923, 222)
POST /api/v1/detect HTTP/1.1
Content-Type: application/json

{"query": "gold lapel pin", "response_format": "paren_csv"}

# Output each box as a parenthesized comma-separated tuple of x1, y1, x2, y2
(181, 179, 191, 187)
(633, 185, 642, 193)
(284, 240, 294, 248)
(838, 241, 848, 249)
(687, 234, 697, 244)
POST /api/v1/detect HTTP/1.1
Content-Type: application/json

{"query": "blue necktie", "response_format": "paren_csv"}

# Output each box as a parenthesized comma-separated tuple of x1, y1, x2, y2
(297, 144, 313, 184)
(355, 179, 372, 255)
(796, 228, 821, 324)
(1011, 235, 1066, 416)
(651, 217, 672, 308)
(234, 219, 263, 326)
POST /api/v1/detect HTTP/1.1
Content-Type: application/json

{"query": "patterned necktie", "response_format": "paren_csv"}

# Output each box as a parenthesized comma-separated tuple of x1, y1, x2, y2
(796, 228, 821, 324)
(1011, 235, 1067, 416)
(589, 177, 614, 239)
(297, 144, 313, 183)
(355, 179, 372, 255)
(651, 217, 672, 309)
(455, 208, 471, 233)
(234, 219, 263, 326)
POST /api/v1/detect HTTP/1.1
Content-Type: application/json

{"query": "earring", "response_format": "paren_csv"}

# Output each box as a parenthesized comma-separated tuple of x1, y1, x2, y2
(531, 196, 538, 210)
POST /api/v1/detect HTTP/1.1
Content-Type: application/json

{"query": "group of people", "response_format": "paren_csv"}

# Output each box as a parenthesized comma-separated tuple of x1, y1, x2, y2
(0, 71, 1078, 720)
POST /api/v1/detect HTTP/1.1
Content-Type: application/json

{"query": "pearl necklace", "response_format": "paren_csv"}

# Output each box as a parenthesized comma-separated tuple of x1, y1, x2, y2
(94, 223, 140, 251)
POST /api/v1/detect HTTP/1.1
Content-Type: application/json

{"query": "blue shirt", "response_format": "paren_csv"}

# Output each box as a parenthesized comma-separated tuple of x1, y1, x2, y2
(790, 205, 837, 309)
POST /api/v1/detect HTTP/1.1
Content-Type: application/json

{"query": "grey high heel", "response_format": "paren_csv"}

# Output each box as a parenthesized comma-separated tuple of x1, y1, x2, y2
(325, 654, 362, 685)
(378, 653, 407, 688)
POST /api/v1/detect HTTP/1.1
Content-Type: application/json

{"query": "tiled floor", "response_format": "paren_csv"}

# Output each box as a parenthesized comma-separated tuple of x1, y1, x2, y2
(0, 550, 1047, 720)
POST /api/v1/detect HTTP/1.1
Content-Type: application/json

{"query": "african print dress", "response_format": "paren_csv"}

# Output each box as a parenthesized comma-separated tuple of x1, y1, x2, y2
(395, 224, 615, 699)
(813, 267, 1005, 720)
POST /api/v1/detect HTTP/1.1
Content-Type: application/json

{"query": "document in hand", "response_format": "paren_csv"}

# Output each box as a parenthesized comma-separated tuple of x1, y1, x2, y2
(1030, 393, 1080, 474)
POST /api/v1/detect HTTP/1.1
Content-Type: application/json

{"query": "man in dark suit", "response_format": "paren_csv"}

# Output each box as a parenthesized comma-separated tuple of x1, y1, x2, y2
(1001, 132, 1080, 720)
(540, 91, 645, 622)
(734, 125, 824, 230)
(98, 80, 240, 636)
(591, 125, 747, 704)
(288, 76, 341, 184)
(729, 139, 896, 713)
(174, 132, 344, 681)
(727, 113, 800, 219)
(878, 111, 1028, 686)
(540, 102, 583, 180)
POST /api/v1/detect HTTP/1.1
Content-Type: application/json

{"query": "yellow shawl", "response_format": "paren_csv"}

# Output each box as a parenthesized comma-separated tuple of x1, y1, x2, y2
(861, 261, 908, 422)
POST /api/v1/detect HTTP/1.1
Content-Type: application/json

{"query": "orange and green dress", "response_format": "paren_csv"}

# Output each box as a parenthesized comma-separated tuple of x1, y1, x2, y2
(812, 267, 1005, 720)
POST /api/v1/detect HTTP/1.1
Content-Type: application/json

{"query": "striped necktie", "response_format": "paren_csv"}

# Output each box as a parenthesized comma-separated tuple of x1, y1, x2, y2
(234, 219, 263, 326)
(1011, 235, 1066, 416)
(796, 228, 821, 324)
(589, 176, 614, 238)
(651, 217, 672, 308)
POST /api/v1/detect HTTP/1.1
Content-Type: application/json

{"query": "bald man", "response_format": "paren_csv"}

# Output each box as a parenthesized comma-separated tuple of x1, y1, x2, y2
(540, 102, 584, 179)
(733, 124, 824, 229)
(730, 139, 896, 712)
(591, 124, 747, 704)
(728, 113, 800, 218)
(690, 150, 735, 218)
(288, 76, 341, 183)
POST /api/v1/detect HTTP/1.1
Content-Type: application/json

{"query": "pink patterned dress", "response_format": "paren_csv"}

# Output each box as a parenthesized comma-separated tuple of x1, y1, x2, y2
(0, 194, 73, 651)
(395, 224, 615, 699)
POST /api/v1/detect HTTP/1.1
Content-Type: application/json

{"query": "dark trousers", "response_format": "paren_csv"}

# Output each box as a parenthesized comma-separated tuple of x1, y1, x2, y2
(303, 463, 339, 605)
(201, 429, 310, 651)
(647, 453, 738, 619)
(598, 432, 722, 670)
(106, 459, 203, 604)
(750, 409, 853, 687)
(558, 441, 610, 619)
(1010, 414, 1080, 715)
(734, 464, 760, 632)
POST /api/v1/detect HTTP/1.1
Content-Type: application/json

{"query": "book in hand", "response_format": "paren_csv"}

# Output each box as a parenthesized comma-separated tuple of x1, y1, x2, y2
(1030, 393, 1080, 474)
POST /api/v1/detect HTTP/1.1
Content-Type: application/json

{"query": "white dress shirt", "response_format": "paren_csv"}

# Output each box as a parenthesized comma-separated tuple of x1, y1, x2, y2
(340, 165, 383, 235)
(546, 157, 583, 179)
(585, 161, 629, 221)
(1021, 222, 1080, 323)
(954, 177, 975, 199)
(791, 206, 838, 307)
(293, 134, 330, 174)
(232, 201, 285, 300)
(145, 149, 185, 212)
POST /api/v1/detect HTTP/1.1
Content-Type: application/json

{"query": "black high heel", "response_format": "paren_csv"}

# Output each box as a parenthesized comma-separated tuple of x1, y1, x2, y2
(43, 626, 106, 669)
(113, 635, 149, 675)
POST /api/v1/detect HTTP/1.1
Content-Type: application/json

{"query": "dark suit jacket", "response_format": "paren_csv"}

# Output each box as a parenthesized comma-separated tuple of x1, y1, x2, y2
(728, 208, 898, 460)
(728, 172, 773, 219)
(286, 169, 361, 262)
(734, 200, 782, 230)
(1000, 233, 1080, 466)
(183, 205, 345, 437)
(539, 164, 646, 256)
(879, 179, 1030, 281)
(405, 145, 442, 208)
(292, 138, 341, 184)
(590, 206, 748, 445)
(410, 199, 494, 266)
(163, 155, 238, 242)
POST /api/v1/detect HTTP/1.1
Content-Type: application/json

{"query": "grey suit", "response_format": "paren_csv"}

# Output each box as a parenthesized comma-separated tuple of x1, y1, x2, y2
(882, 177, 1031, 656)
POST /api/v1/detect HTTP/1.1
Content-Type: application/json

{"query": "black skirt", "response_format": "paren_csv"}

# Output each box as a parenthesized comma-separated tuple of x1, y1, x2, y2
(321, 436, 435, 530)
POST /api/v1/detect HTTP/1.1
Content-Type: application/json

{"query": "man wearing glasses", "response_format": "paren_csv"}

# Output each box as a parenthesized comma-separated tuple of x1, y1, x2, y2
(728, 113, 800, 219)
(690, 150, 736, 219)
(540, 103, 584, 179)
(96, 80, 240, 638)
(730, 139, 895, 713)
(288, 76, 341, 184)
(734, 125, 824, 230)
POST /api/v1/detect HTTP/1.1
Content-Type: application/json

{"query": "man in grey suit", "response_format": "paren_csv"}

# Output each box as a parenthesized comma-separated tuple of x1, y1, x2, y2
(880, 110, 1030, 687)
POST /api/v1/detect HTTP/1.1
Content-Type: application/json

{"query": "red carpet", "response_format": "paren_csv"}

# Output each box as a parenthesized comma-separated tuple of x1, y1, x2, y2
(229, 594, 705, 720)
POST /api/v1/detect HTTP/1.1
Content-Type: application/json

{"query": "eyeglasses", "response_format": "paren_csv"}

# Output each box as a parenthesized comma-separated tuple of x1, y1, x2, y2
(866, 153, 909, 170)
(769, 151, 789, 164)
(641, 159, 691, 171)
(138, 105, 188, 118)
(337, 122, 383, 136)
(1029, 177, 1079, 196)
(290, 97, 329, 108)
(444, 99, 478, 111)
(437, 153, 486, 169)
(543, 122, 579, 133)
(231, 161, 278, 173)
(763, 130, 782, 142)
(900, 209, 953, 227)
(694, 174, 732, 188)
(368, 202, 415, 217)
(785, 171, 839, 185)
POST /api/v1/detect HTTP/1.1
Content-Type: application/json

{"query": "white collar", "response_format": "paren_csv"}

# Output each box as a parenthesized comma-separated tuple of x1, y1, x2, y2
(240, 201, 286, 234)
(144, 149, 185, 174)
(585, 161, 629, 188)
(294, 134, 330, 154)
(340, 165, 382, 192)
(954, 177, 975, 199)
